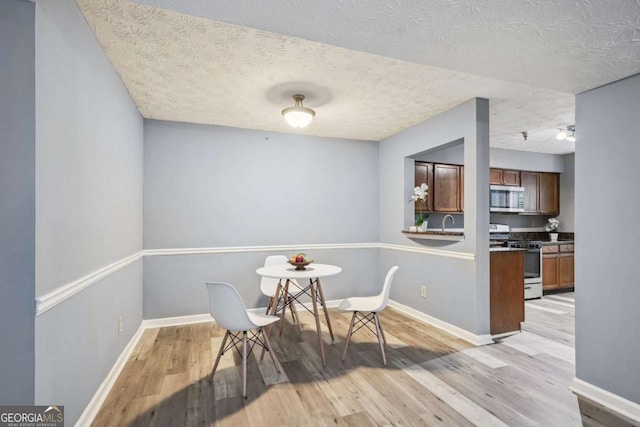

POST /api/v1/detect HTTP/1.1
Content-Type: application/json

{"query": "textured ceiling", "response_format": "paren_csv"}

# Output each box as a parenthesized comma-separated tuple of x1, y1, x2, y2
(131, 0, 640, 94)
(75, 0, 639, 154)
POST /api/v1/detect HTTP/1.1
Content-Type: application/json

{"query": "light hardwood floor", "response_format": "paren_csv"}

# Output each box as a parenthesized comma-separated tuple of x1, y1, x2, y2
(92, 293, 639, 426)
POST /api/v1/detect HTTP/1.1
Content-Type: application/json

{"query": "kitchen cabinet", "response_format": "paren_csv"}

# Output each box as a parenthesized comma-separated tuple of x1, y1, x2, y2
(558, 244, 575, 288)
(414, 161, 433, 212)
(542, 246, 559, 290)
(542, 243, 574, 291)
(520, 171, 560, 215)
(460, 166, 464, 212)
(539, 172, 559, 214)
(521, 171, 539, 213)
(433, 163, 463, 213)
(490, 168, 520, 186)
(490, 250, 525, 335)
(413, 161, 464, 213)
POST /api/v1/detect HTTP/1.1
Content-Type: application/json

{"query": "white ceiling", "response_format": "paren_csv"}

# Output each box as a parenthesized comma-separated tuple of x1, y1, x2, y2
(76, 0, 640, 154)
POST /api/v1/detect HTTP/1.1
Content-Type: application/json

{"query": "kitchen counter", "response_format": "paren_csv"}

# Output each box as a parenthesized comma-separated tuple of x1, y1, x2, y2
(541, 240, 574, 245)
(489, 247, 528, 253)
(402, 230, 464, 241)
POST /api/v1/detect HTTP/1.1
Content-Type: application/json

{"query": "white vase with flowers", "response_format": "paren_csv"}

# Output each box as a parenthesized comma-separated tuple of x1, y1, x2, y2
(545, 217, 560, 242)
(409, 183, 429, 232)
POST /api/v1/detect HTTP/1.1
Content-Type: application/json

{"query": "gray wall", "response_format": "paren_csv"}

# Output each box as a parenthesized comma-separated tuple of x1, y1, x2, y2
(0, 0, 35, 405)
(143, 120, 380, 318)
(34, 0, 144, 423)
(414, 140, 464, 164)
(35, 0, 144, 296)
(378, 98, 491, 335)
(490, 147, 565, 172)
(558, 153, 575, 232)
(575, 73, 640, 404)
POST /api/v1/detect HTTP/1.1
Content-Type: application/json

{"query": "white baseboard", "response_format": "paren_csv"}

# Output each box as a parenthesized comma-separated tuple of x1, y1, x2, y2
(74, 324, 145, 427)
(387, 299, 494, 346)
(142, 313, 213, 329)
(570, 377, 640, 422)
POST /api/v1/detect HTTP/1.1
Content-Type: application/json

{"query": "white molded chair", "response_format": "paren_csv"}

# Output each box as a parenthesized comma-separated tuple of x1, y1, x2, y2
(339, 266, 399, 365)
(205, 281, 281, 398)
(260, 255, 301, 330)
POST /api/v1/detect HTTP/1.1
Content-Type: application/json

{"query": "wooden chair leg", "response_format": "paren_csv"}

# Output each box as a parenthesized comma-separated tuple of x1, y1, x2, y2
(341, 311, 357, 361)
(242, 331, 248, 398)
(264, 296, 274, 315)
(260, 327, 280, 374)
(373, 313, 387, 365)
(261, 283, 282, 362)
(210, 330, 230, 381)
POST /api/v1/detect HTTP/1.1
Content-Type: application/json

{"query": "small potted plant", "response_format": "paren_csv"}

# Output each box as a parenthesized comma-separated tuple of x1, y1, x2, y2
(409, 183, 429, 232)
(545, 217, 560, 242)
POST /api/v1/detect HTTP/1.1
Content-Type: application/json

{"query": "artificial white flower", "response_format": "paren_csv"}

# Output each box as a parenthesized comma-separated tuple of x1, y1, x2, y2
(409, 183, 430, 227)
(545, 217, 560, 232)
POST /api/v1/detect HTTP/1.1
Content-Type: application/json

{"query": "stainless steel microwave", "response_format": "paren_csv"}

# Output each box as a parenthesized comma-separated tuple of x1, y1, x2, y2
(490, 185, 524, 212)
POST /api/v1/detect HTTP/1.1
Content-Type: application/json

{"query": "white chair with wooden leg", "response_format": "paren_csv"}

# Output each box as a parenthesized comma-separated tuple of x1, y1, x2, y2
(205, 281, 281, 398)
(339, 266, 399, 365)
(260, 255, 301, 330)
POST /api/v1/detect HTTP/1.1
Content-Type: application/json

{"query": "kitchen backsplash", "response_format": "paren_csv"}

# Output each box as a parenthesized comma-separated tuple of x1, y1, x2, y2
(490, 213, 550, 229)
(509, 231, 574, 242)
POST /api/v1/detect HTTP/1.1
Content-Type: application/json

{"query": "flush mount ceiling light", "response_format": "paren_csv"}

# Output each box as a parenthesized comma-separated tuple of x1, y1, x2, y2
(282, 94, 315, 128)
(556, 125, 576, 142)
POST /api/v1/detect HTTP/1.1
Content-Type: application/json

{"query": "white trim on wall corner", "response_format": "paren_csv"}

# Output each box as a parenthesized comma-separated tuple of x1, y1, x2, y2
(570, 378, 640, 423)
(143, 242, 379, 256)
(380, 243, 475, 261)
(387, 299, 493, 346)
(36, 252, 143, 316)
(36, 243, 475, 315)
(74, 323, 145, 427)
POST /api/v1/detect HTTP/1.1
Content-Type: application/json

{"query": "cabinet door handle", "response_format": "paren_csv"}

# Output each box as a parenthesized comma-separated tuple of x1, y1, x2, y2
(525, 286, 531, 289)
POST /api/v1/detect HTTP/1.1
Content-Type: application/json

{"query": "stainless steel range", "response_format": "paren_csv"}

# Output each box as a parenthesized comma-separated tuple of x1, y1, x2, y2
(507, 240, 543, 300)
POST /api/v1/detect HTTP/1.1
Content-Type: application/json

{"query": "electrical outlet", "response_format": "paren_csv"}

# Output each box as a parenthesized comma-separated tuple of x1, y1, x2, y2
(420, 286, 426, 298)
(117, 316, 123, 334)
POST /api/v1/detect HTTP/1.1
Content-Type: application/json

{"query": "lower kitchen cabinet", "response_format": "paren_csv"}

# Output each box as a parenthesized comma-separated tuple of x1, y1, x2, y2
(558, 246, 575, 287)
(542, 244, 574, 291)
(490, 250, 525, 335)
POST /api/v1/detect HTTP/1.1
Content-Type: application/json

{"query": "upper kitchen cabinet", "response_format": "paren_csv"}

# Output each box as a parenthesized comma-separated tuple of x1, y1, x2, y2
(414, 161, 433, 212)
(539, 172, 559, 214)
(433, 163, 464, 213)
(490, 168, 520, 186)
(521, 171, 539, 213)
(520, 171, 560, 215)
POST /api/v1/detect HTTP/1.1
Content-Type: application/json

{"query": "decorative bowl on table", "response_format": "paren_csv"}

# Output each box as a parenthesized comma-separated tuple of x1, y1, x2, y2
(288, 254, 313, 270)
(288, 260, 313, 270)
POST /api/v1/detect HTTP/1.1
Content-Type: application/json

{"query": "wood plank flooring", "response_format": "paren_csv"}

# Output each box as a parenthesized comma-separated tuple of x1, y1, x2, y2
(92, 293, 639, 426)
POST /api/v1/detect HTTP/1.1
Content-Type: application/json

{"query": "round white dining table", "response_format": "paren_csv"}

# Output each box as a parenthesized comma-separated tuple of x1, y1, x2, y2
(255, 263, 342, 365)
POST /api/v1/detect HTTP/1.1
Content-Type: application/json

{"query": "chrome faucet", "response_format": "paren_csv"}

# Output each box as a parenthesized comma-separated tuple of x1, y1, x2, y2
(441, 214, 455, 231)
